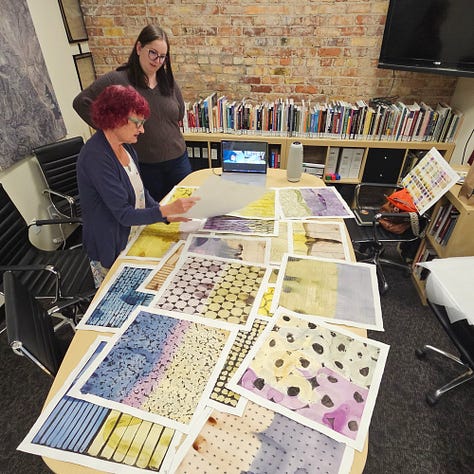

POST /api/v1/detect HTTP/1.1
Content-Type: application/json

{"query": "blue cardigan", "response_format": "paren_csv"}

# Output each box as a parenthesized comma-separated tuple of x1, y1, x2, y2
(77, 131, 166, 268)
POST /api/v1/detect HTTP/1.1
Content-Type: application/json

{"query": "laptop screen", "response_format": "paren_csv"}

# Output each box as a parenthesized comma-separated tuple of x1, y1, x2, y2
(221, 140, 268, 174)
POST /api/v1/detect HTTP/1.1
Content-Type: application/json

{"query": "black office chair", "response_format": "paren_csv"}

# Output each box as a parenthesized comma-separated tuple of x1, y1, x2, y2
(416, 301, 474, 406)
(344, 183, 428, 294)
(0, 183, 95, 330)
(34, 136, 84, 219)
(4, 271, 69, 377)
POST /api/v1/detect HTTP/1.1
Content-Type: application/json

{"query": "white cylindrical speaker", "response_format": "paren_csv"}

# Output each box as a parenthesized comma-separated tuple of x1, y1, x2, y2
(286, 141, 303, 182)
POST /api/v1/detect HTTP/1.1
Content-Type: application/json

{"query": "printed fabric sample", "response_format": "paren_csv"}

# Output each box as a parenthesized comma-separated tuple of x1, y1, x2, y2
(186, 234, 269, 264)
(229, 309, 389, 451)
(227, 189, 276, 219)
(274, 255, 383, 330)
(278, 187, 353, 219)
(202, 216, 277, 236)
(269, 220, 290, 264)
(292, 220, 349, 260)
(125, 222, 186, 259)
(142, 242, 185, 293)
(19, 340, 178, 473)
(153, 255, 267, 327)
(162, 185, 198, 203)
(176, 401, 353, 474)
(209, 318, 268, 413)
(78, 265, 154, 330)
(75, 309, 232, 432)
(257, 286, 275, 318)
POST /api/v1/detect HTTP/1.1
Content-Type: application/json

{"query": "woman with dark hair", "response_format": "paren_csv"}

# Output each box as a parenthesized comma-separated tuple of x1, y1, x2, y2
(73, 25, 191, 202)
(77, 85, 198, 286)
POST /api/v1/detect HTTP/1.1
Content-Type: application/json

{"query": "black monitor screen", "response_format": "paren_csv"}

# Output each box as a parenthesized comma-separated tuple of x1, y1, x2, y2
(378, 0, 474, 77)
(221, 140, 268, 174)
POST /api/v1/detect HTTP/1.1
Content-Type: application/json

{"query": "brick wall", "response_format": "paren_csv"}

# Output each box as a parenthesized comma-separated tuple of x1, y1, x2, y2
(79, 0, 458, 105)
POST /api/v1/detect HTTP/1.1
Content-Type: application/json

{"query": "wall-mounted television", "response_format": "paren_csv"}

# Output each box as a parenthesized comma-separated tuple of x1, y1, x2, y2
(378, 0, 474, 78)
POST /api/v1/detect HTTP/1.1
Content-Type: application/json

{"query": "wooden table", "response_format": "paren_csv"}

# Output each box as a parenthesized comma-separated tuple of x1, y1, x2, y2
(43, 168, 367, 473)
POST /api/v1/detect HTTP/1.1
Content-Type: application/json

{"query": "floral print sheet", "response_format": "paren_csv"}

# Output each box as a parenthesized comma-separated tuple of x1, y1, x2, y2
(228, 307, 389, 451)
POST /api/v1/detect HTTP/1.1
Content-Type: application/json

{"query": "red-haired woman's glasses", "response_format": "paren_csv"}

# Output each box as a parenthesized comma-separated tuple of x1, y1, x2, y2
(128, 117, 146, 128)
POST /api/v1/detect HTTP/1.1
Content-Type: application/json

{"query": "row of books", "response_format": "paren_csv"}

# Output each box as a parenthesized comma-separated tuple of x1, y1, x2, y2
(429, 202, 461, 246)
(182, 93, 463, 143)
(268, 147, 281, 168)
(413, 240, 437, 280)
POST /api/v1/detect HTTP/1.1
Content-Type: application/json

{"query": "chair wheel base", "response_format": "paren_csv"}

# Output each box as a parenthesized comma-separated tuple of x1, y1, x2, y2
(426, 392, 439, 406)
(416, 348, 440, 405)
(415, 348, 426, 359)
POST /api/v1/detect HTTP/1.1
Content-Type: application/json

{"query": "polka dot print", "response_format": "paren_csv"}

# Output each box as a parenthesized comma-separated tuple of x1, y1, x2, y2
(154, 255, 267, 326)
(176, 401, 347, 474)
(210, 319, 267, 409)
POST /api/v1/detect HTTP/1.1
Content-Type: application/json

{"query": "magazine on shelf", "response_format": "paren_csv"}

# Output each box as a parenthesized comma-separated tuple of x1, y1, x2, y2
(401, 147, 459, 215)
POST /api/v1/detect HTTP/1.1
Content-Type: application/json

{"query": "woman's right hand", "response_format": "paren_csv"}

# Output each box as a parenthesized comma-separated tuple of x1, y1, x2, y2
(160, 196, 200, 219)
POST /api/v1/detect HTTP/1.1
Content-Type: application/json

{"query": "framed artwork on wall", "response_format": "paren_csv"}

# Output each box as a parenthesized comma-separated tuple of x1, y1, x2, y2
(58, 0, 88, 43)
(1, 0, 66, 171)
(73, 53, 96, 90)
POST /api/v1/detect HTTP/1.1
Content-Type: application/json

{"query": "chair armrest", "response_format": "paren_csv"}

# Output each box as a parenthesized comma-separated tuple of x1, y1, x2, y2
(43, 189, 76, 205)
(43, 189, 78, 218)
(354, 183, 403, 210)
(357, 182, 403, 190)
(375, 211, 429, 225)
(374, 211, 413, 221)
(0, 264, 61, 303)
(28, 217, 82, 228)
(47, 289, 96, 316)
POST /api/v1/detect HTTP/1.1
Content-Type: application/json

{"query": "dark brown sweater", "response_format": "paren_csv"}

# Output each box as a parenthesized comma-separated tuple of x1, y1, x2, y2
(73, 69, 186, 164)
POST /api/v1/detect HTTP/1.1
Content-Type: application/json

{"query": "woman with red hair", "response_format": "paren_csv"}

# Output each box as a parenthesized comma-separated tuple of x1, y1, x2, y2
(77, 85, 198, 286)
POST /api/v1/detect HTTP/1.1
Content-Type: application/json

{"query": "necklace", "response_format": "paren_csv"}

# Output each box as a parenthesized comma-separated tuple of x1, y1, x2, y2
(116, 145, 131, 170)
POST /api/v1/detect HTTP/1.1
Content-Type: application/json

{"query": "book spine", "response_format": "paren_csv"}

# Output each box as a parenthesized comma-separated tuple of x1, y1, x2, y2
(439, 209, 460, 246)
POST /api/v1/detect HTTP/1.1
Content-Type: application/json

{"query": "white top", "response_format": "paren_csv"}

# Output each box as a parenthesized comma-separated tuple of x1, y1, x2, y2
(123, 152, 146, 240)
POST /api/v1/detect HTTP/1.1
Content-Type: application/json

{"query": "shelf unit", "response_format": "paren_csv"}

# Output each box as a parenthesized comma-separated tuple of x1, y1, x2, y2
(412, 184, 474, 303)
(183, 132, 455, 185)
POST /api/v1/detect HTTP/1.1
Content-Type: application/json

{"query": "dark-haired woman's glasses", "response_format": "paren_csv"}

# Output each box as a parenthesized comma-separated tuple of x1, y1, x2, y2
(146, 48, 167, 63)
(128, 117, 146, 128)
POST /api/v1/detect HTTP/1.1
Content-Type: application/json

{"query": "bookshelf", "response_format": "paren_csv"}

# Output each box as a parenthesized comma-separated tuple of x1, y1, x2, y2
(412, 184, 474, 303)
(183, 96, 460, 180)
(183, 132, 455, 185)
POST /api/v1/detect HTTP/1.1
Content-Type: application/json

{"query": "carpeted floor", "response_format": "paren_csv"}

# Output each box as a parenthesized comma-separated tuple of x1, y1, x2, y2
(0, 247, 473, 473)
(364, 250, 474, 474)
(0, 328, 64, 474)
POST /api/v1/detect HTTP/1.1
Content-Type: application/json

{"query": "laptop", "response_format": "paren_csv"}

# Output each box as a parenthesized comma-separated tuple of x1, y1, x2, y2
(220, 140, 268, 186)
